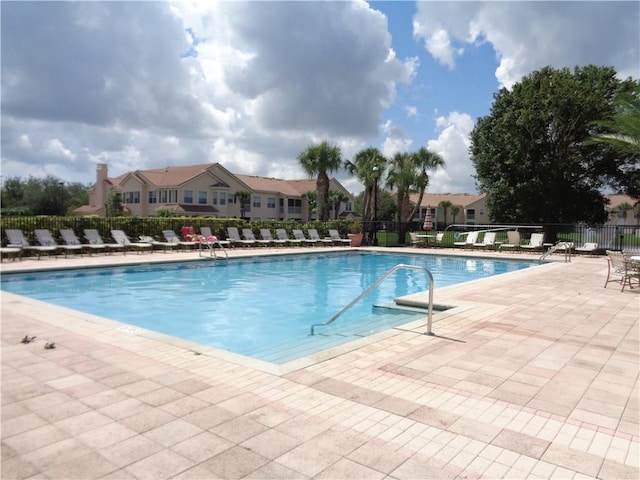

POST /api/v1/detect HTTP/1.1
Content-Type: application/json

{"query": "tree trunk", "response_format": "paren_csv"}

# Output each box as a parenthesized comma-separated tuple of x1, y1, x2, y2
(317, 172, 330, 221)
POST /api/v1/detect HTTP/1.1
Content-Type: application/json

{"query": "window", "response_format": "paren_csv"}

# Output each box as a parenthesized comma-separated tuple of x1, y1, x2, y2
(124, 191, 140, 204)
(211, 192, 217, 205)
(198, 191, 207, 205)
(228, 194, 235, 204)
(267, 197, 276, 209)
(467, 209, 475, 220)
(219, 194, 226, 205)
(168, 190, 178, 203)
(183, 190, 193, 204)
(253, 196, 261, 208)
(345, 201, 353, 212)
(287, 199, 302, 214)
(148, 191, 157, 204)
(159, 190, 167, 203)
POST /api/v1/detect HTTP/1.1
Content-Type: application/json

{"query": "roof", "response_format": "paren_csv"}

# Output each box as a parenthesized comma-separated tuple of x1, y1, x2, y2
(409, 193, 486, 208)
(235, 175, 305, 196)
(605, 194, 638, 209)
(110, 163, 216, 188)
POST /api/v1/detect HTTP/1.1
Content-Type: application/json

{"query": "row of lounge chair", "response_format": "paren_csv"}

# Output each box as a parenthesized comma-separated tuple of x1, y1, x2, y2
(412, 230, 599, 254)
(1, 227, 353, 259)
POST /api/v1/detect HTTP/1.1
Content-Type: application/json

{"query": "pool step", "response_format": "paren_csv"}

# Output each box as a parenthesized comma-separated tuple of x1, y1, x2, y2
(246, 309, 427, 364)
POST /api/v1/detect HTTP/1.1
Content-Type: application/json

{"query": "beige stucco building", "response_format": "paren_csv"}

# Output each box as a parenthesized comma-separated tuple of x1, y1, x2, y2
(409, 193, 489, 227)
(75, 163, 355, 221)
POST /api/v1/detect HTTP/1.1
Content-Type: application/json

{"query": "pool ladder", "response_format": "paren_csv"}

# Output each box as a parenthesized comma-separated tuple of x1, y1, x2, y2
(310, 264, 435, 336)
(198, 241, 228, 260)
(539, 242, 573, 263)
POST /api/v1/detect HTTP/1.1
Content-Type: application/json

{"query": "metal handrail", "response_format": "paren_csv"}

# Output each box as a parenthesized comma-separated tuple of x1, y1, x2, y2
(540, 241, 573, 263)
(198, 241, 228, 260)
(443, 224, 544, 235)
(310, 264, 435, 336)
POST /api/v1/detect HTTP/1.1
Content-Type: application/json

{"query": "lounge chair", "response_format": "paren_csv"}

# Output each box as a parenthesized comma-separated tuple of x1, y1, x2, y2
(35, 229, 83, 257)
(500, 231, 521, 251)
(242, 228, 271, 247)
(307, 229, 334, 246)
(5, 229, 59, 258)
(200, 227, 231, 248)
(292, 229, 317, 245)
(474, 232, 497, 249)
(226, 227, 255, 247)
(328, 229, 351, 246)
(521, 233, 545, 252)
(260, 229, 287, 246)
(61, 229, 105, 256)
(111, 230, 153, 253)
(1, 246, 22, 261)
(434, 232, 445, 246)
(276, 229, 303, 246)
(453, 231, 478, 248)
(604, 250, 640, 292)
(84, 229, 125, 254)
(162, 230, 198, 250)
(138, 235, 179, 252)
(575, 242, 598, 255)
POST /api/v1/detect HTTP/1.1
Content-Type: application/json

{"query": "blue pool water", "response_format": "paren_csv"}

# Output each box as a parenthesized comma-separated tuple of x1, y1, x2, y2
(1, 252, 537, 364)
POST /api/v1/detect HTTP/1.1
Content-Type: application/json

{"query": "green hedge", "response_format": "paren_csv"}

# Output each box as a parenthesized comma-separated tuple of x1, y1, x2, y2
(0, 216, 358, 245)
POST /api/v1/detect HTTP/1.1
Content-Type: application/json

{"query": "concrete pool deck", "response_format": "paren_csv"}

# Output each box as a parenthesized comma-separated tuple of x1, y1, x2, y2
(1, 246, 638, 479)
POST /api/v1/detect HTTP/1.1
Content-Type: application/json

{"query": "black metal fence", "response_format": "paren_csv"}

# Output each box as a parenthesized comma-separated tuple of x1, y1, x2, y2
(2, 216, 639, 252)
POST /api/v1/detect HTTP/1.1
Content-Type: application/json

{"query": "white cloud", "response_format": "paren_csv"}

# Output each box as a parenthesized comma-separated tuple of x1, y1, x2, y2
(427, 112, 475, 194)
(414, 1, 639, 88)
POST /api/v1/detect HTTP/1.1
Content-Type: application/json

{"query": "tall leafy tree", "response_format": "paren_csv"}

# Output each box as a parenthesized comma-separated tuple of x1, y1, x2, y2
(345, 147, 387, 240)
(234, 190, 252, 219)
(297, 141, 343, 221)
(302, 191, 317, 221)
(470, 65, 637, 224)
(327, 189, 348, 220)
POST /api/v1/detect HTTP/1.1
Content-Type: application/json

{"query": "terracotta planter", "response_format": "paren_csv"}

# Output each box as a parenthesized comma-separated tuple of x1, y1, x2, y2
(347, 233, 363, 247)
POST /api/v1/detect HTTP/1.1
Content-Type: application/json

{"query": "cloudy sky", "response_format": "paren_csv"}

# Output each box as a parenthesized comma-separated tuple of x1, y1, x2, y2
(1, 1, 638, 195)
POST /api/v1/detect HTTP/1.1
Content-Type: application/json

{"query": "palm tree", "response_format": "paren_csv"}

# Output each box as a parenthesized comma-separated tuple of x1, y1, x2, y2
(302, 191, 317, 221)
(387, 148, 445, 245)
(451, 205, 461, 224)
(590, 86, 640, 156)
(235, 190, 252, 219)
(327, 189, 348, 220)
(345, 147, 387, 241)
(617, 202, 633, 222)
(297, 141, 343, 221)
(438, 200, 452, 228)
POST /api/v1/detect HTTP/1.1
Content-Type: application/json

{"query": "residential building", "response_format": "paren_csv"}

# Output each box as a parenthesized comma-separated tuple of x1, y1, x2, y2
(605, 194, 639, 226)
(409, 193, 489, 228)
(74, 163, 355, 220)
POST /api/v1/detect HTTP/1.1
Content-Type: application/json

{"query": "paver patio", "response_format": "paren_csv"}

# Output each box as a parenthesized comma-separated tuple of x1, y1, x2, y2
(1, 247, 638, 479)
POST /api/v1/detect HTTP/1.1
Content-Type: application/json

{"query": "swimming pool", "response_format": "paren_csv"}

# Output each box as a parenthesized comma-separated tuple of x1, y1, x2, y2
(1, 251, 538, 364)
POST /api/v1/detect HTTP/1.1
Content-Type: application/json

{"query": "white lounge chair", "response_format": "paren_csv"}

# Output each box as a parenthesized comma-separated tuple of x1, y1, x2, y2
(575, 242, 598, 255)
(328, 229, 351, 245)
(139, 235, 179, 252)
(307, 229, 333, 246)
(521, 233, 545, 252)
(61, 229, 105, 256)
(276, 229, 303, 246)
(84, 229, 125, 254)
(453, 231, 478, 248)
(260, 229, 287, 247)
(226, 227, 255, 247)
(111, 230, 153, 254)
(162, 230, 198, 250)
(242, 228, 271, 247)
(5, 229, 58, 258)
(474, 232, 497, 249)
(292, 229, 317, 245)
(200, 227, 231, 248)
(500, 231, 521, 251)
(35, 229, 83, 257)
